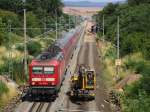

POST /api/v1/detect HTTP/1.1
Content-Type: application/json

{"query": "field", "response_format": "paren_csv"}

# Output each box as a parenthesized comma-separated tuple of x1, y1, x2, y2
(63, 6, 102, 16)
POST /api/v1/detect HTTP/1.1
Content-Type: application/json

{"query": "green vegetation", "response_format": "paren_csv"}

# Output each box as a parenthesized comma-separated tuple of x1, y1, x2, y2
(27, 41, 42, 56)
(0, 0, 64, 81)
(0, 81, 9, 108)
(95, 0, 150, 60)
(95, 0, 150, 111)
(99, 42, 117, 89)
(0, 81, 8, 97)
(122, 57, 150, 111)
(0, 58, 27, 83)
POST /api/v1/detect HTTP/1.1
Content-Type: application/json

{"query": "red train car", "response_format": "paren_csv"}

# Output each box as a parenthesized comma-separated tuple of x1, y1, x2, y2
(28, 26, 83, 98)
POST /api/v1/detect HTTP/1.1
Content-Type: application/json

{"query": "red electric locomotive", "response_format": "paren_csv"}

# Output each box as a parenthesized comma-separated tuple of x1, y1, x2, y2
(28, 26, 83, 98)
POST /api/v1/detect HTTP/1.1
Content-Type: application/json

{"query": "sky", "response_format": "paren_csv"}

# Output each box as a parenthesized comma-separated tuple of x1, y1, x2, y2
(63, 0, 125, 2)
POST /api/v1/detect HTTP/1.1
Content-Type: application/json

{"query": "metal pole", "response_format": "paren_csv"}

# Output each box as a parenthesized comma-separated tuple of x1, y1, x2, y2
(116, 16, 120, 79)
(75, 16, 77, 27)
(59, 16, 62, 30)
(103, 15, 105, 42)
(69, 15, 70, 30)
(24, 8, 28, 76)
(55, 11, 58, 40)
(74, 16, 76, 28)
(8, 20, 13, 80)
(44, 17, 46, 38)
(117, 16, 120, 59)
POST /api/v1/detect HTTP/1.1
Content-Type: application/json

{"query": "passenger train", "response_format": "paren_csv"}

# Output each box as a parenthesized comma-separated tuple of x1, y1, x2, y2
(28, 26, 83, 98)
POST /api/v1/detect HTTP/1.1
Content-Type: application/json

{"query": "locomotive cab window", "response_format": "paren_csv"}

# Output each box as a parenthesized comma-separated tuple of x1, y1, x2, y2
(32, 67, 43, 74)
(44, 67, 54, 74)
(87, 72, 94, 85)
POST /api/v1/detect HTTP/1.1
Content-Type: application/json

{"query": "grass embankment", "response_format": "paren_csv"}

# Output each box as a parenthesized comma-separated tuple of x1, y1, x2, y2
(97, 39, 150, 112)
(0, 81, 8, 108)
(0, 81, 18, 109)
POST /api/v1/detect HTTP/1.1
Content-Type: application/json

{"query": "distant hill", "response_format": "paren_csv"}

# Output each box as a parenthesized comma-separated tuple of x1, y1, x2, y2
(63, 1, 125, 8)
(63, 1, 107, 7)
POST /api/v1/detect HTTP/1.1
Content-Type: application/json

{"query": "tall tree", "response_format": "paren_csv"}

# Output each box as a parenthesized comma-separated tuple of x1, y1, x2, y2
(128, 0, 150, 5)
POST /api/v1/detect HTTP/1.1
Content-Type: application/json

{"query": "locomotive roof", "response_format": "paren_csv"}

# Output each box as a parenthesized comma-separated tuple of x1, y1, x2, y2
(30, 52, 63, 66)
(30, 58, 59, 66)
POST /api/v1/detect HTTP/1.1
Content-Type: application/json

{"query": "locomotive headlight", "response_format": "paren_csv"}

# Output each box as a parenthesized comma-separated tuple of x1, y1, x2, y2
(51, 82, 55, 85)
(32, 82, 35, 85)
(32, 78, 41, 81)
(46, 78, 55, 81)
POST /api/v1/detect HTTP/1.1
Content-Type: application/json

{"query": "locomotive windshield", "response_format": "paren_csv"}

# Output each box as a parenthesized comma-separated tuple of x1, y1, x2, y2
(44, 66, 54, 74)
(87, 72, 94, 85)
(32, 66, 54, 75)
(32, 67, 43, 74)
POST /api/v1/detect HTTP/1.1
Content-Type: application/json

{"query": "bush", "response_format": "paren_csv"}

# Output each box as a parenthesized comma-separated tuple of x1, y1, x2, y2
(27, 41, 41, 56)
(16, 41, 42, 56)
(0, 58, 27, 83)
(104, 46, 116, 60)
(16, 44, 24, 52)
(122, 91, 150, 112)
(124, 58, 135, 70)
(124, 59, 150, 76)
(134, 61, 146, 74)
(0, 81, 8, 97)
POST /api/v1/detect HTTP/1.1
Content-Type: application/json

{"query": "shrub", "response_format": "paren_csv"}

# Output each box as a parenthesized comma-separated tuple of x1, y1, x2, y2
(134, 61, 146, 74)
(0, 58, 27, 83)
(122, 76, 150, 112)
(16, 44, 24, 52)
(27, 41, 41, 56)
(124, 58, 136, 70)
(104, 46, 116, 60)
(16, 41, 42, 56)
(0, 81, 8, 97)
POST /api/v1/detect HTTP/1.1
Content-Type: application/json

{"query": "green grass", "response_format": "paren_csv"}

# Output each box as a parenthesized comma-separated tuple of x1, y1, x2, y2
(0, 81, 8, 97)
(98, 39, 150, 112)
(98, 41, 117, 89)
(0, 81, 9, 108)
(0, 58, 27, 83)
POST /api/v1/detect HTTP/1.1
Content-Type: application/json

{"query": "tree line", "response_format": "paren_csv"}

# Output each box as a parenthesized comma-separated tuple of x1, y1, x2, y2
(95, 0, 150, 60)
(0, 0, 75, 45)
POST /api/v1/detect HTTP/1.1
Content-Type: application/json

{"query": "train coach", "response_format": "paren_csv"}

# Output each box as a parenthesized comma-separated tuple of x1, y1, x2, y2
(27, 26, 83, 99)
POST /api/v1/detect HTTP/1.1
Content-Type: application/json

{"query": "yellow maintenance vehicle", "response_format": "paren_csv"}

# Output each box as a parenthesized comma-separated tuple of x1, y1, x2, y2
(70, 65, 96, 100)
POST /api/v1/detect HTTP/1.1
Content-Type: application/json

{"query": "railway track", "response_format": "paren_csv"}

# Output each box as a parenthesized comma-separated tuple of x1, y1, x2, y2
(29, 102, 51, 112)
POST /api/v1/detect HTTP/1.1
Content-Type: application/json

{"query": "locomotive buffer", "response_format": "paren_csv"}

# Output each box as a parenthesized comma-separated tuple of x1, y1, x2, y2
(69, 65, 96, 100)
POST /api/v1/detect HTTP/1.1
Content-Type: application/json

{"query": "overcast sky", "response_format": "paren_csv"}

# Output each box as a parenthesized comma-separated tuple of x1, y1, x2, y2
(63, 0, 125, 2)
